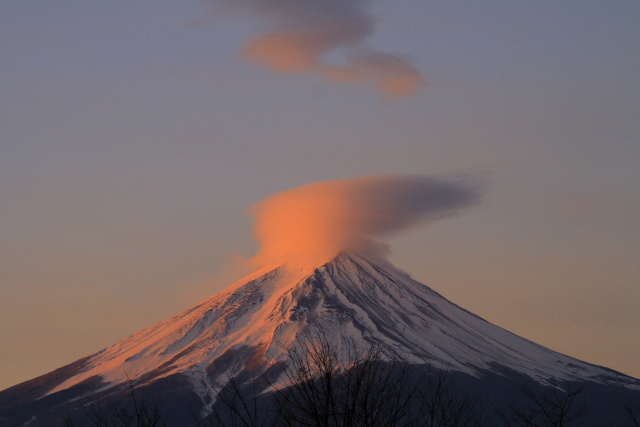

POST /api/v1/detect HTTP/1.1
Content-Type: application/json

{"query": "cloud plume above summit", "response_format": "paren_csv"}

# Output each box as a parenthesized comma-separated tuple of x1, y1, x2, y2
(211, 0, 425, 101)
(250, 174, 482, 266)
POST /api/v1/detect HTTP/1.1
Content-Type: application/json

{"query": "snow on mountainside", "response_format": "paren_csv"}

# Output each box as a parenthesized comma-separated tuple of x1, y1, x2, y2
(38, 252, 638, 407)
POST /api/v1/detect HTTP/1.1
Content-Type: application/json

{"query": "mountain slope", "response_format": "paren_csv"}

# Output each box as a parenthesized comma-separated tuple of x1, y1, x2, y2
(1, 253, 639, 425)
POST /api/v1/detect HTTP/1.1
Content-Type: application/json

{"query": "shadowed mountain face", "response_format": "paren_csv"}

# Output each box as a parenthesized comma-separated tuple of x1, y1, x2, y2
(2, 253, 639, 426)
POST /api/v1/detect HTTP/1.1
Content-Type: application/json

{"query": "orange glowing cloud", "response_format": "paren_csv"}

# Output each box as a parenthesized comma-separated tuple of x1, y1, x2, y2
(242, 33, 320, 72)
(216, 0, 425, 100)
(249, 175, 481, 267)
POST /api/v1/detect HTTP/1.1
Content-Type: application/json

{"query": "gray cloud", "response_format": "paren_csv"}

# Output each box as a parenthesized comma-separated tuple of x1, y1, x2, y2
(210, 0, 425, 101)
(250, 174, 482, 266)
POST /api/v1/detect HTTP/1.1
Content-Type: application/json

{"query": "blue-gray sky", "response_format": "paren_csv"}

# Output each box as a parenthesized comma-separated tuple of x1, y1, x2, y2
(1, 0, 639, 389)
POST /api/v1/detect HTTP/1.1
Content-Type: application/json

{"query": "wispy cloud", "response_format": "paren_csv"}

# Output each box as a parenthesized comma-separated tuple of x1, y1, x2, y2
(249, 174, 481, 266)
(211, 0, 425, 101)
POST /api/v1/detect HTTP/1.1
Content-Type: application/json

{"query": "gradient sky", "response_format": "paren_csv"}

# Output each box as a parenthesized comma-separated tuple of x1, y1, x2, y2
(1, 0, 639, 390)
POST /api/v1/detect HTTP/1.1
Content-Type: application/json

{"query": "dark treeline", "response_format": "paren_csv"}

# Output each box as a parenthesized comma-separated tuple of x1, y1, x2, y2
(60, 328, 640, 427)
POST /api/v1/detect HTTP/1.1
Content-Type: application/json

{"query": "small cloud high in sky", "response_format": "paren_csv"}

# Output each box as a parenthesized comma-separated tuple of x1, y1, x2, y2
(250, 174, 481, 266)
(212, 0, 425, 100)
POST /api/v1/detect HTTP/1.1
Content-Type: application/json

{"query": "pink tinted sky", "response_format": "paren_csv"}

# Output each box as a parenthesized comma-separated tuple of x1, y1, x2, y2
(1, 0, 639, 390)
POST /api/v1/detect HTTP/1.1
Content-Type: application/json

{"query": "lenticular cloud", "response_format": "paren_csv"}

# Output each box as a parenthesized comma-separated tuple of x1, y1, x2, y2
(250, 174, 481, 266)
(210, 0, 425, 101)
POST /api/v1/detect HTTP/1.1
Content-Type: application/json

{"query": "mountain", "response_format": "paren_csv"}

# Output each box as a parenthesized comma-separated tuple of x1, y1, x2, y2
(2, 253, 639, 426)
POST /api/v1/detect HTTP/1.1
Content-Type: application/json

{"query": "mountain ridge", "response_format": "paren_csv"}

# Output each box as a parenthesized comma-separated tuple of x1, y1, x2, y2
(18, 253, 640, 396)
(1, 252, 639, 426)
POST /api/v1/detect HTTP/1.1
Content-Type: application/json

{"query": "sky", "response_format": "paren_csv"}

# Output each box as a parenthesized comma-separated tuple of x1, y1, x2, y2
(1, 0, 639, 390)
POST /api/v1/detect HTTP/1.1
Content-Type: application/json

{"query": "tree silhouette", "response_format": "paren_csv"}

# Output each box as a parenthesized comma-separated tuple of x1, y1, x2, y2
(504, 382, 586, 427)
(623, 400, 640, 427)
(204, 326, 485, 427)
(59, 377, 167, 427)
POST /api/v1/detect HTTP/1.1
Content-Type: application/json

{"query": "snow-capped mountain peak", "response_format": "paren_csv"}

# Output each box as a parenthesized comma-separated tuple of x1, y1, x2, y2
(40, 252, 637, 404)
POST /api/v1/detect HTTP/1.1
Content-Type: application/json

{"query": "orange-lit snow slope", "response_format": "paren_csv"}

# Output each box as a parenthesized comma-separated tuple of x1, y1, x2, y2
(41, 253, 638, 410)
